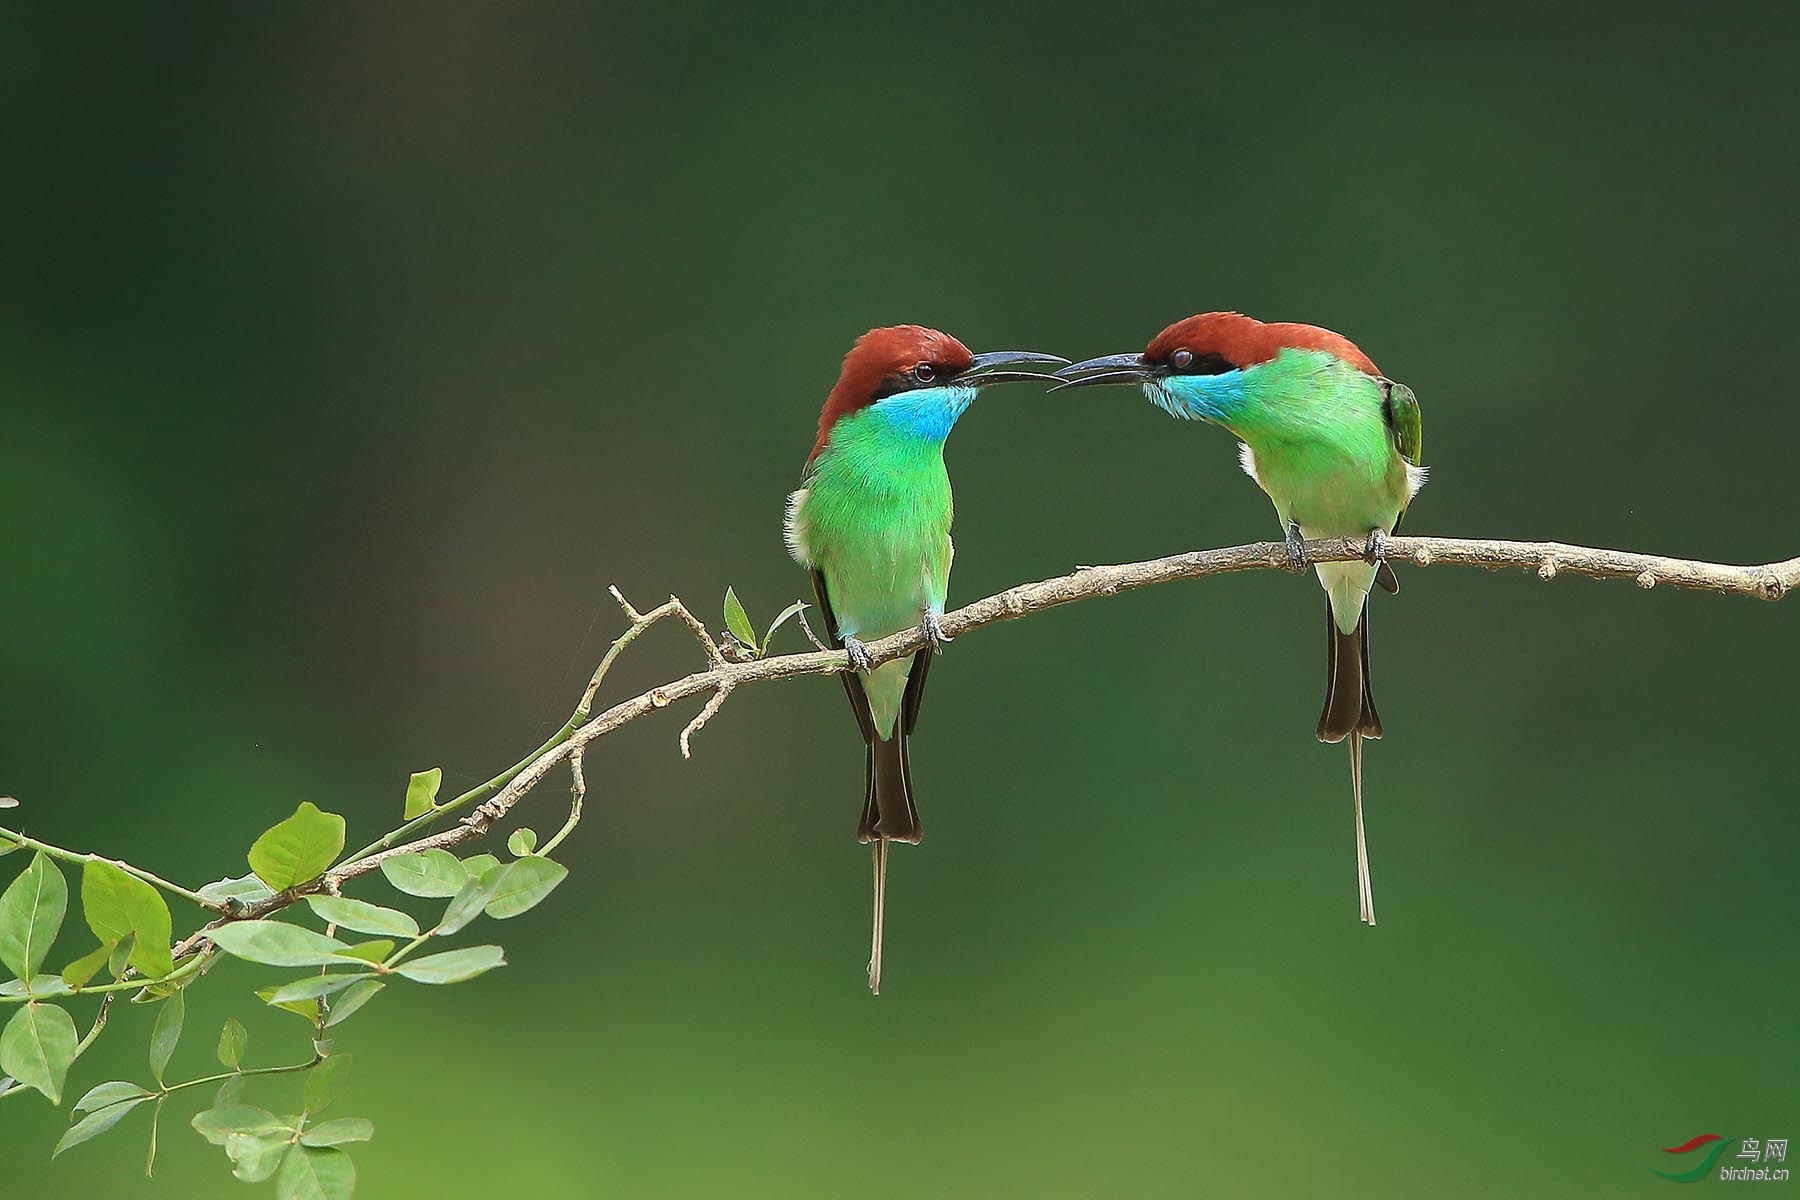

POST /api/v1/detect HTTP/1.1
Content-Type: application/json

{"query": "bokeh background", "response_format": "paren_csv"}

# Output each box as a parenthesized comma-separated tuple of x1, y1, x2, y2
(4, 4, 1797, 1196)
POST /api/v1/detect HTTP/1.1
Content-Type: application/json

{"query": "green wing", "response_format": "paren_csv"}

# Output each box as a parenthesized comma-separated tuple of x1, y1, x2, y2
(1384, 380, 1422, 466)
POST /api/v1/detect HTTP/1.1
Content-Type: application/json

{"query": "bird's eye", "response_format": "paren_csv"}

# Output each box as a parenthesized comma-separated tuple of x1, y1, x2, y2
(914, 362, 935, 383)
(1172, 349, 1195, 371)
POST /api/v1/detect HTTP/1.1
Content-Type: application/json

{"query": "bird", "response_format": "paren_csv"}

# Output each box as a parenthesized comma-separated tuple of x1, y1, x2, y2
(1056, 312, 1424, 925)
(785, 325, 1066, 991)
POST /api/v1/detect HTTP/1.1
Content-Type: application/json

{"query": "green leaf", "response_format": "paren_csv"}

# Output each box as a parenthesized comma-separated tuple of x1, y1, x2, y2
(403, 768, 442, 821)
(191, 1103, 290, 1145)
(301, 1116, 374, 1146)
(303, 1053, 351, 1114)
(262, 974, 373, 1005)
(214, 1074, 245, 1108)
(54, 1093, 154, 1157)
(0, 974, 72, 998)
(392, 945, 506, 985)
(226, 1131, 291, 1182)
(764, 599, 809, 648)
(207, 920, 352, 966)
(61, 944, 111, 990)
(484, 857, 568, 919)
(146, 1092, 164, 1176)
(378, 849, 466, 898)
(217, 1016, 247, 1070)
(148, 989, 184, 1084)
(80, 860, 175, 978)
(247, 802, 346, 892)
(276, 1144, 357, 1200)
(75, 1080, 154, 1113)
(196, 874, 275, 906)
(723, 586, 758, 650)
(507, 827, 538, 857)
(324, 980, 383, 1027)
(0, 1001, 78, 1103)
(108, 934, 136, 979)
(303, 895, 419, 939)
(0, 852, 67, 981)
(435, 874, 497, 937)
(333, 939, 393, 964)
(460, 854, 500, 880)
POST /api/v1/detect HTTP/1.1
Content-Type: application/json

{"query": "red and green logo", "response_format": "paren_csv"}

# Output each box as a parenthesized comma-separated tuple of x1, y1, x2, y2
(1653, 1134, 1734, 1183)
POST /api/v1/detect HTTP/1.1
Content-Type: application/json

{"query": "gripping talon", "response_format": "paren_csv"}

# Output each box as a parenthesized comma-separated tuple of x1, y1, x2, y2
(1364, 528, 1388, 565)
(1284, 521, 1309, 572)
(842, 636, 873, 673)
(921, 610, 953, 654)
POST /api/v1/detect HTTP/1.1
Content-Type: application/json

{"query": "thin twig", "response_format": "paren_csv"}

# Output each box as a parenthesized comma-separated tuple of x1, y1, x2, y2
(160, 533, 1795, 956)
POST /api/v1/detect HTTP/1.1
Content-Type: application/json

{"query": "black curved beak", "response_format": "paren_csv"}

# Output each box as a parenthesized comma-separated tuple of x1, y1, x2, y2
(961, 349, 1070, 387)
(1051, 352, 1152, 391)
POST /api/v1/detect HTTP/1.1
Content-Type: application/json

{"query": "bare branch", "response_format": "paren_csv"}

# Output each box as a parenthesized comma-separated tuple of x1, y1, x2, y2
(162, 532, 1796, 956)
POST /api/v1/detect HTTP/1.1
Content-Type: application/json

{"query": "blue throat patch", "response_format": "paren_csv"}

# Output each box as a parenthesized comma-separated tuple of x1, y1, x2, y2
(874, 384, 979, 442)
(1146, 370, 1250, 424)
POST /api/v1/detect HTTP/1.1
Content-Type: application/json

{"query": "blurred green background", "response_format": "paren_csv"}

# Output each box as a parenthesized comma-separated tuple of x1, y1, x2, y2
(4, 3, 1796, 1196)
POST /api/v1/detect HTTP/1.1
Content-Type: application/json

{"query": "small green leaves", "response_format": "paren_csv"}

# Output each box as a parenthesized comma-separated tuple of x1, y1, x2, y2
(196, 874, 275, 907)
(460, 853, 499, 879)
(75, 1079, 155, 1112)
(218, 1016, 247, 1069)
(764, 599, 809, 649)
(261, 974, 373, 1005)
(403, 768, 442, 821)
(303, 895, 420, 938)
(484, 856, 568, 920)
(334, 939, 393, 964)
(148, 990, 184, 1084)
(248, 802, 346, 892)
(392, 945, 505, 984)
(324, 980, 383, 1027)
(304, 1053, 351, 1114)
(301, 1117, 374, 1146)
(379, 849, 466, 897)
(724, 586, 758, 651)
(722, 590, 810, 657)
(0, 852, 67, 981)
(507, 827, 538, 857)
(54, 1089, 155, 1157)
(0, 1001, 78, 1103)
(192, 1103, 290, 1144)
(435, 873, 497, 937)
(81, 860, 175, 977)
(206, 920, 353, 966)
(60, 944, 111, 990)
(276, 1144, 357, 1200)
(227, 1131, 291, 1182)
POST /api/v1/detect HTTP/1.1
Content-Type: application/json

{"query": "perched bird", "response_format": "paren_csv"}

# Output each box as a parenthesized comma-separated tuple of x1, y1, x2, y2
(1057, 313, 1424, 925)
(786, 325, 1066, 991)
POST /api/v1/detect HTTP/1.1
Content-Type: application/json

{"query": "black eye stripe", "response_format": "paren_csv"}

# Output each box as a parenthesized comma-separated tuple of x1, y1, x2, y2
(1166, 349, 1236, 376)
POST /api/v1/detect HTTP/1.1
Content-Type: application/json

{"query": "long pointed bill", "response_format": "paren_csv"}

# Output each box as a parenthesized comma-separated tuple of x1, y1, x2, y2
(1050, 351, 1150, 391)
(962, 349, 1070, 387)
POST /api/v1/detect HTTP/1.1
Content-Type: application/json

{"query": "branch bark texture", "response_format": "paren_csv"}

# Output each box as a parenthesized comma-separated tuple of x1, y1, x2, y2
(163, 533, 1794, 955)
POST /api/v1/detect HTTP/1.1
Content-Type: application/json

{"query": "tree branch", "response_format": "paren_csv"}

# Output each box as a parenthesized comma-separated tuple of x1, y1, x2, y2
(159, 533, 1794, 957)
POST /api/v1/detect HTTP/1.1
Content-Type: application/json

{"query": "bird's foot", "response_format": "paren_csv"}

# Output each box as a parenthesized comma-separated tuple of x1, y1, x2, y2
(1284, 522, 1309, 572)
(921, 610, 953, 654)
(842, 636, 873, 673)
(1364, 528, 1388, 565)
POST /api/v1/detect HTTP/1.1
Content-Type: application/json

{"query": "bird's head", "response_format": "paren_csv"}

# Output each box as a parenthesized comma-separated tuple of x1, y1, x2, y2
(807, 325, 1066, 465)
(1054, 312, 1379, 422)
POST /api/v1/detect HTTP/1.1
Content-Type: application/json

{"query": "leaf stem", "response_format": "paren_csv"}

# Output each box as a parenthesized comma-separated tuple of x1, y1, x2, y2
(0, 948, 214, 1004)
(0, 826, 220, 910)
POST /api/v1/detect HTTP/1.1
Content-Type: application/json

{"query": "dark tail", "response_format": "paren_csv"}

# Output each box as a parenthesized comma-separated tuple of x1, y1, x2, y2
(859, 733, 921, 845)
(1318, 600, 1382, 926)
(1316, 601, 1383, 743)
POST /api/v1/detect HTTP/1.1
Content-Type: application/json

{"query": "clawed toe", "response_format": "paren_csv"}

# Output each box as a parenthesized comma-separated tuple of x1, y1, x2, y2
(1284, 522, 1309, 572)
(921, 611, 953, 653)
(842, 636, 873, 673)
(1364, 528, 1388, 565)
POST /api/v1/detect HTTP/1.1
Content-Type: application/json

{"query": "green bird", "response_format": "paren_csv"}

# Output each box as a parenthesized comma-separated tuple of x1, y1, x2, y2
(786, 325, 1066, 990)
(1059, 312, 1424, 925)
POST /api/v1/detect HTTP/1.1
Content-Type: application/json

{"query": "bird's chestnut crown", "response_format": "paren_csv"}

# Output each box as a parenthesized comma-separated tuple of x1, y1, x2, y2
(1143, 312, 1380, 378)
